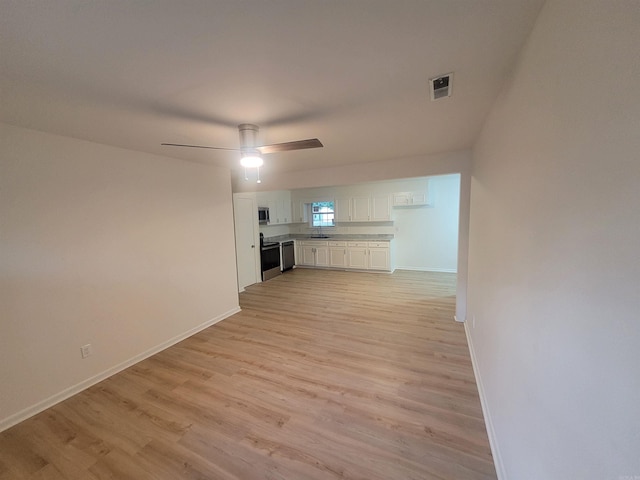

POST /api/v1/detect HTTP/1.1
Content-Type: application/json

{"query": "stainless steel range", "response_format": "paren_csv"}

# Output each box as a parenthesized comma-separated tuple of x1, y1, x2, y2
(259, 233, 281, 281)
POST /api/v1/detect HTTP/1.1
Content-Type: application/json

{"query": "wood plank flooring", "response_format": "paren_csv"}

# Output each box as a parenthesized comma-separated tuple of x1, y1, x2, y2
(0, 269, 496, 479)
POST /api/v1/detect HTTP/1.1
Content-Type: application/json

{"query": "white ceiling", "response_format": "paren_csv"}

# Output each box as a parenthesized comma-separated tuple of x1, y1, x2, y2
(1, 0, 544, 176)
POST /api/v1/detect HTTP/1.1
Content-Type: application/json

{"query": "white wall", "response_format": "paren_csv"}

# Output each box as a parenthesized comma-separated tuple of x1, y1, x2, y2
(394, 174, 460, 272)
(233, 149, 470, 193)
(467, 1, 640, 478)
(0, 123, 240, 430)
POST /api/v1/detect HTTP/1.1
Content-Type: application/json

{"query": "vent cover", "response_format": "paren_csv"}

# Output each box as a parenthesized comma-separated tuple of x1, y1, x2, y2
(429, 73, 453, 100)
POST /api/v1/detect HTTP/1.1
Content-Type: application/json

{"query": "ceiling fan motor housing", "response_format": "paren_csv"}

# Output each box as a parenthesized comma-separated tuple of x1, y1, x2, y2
(238, 123, 259, 151)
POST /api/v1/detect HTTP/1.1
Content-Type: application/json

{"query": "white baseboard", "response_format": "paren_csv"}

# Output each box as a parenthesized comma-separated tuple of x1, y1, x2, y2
(0, 306, 241, 433)
(464, 322, 507, 480)
(395, 266, 457, 273)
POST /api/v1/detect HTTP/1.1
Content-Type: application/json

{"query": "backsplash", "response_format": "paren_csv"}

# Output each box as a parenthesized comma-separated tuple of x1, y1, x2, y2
(260, 221, 395, 238)
(258, 224, 290, 237)
(296, 221, 395, 236)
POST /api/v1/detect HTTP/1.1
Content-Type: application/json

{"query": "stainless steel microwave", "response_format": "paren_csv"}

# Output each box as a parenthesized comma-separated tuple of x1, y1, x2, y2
(258, 206, 269, 224)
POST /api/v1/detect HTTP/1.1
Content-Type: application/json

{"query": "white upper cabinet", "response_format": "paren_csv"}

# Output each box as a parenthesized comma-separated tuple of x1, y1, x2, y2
(371, 194, 391, 221)
(350, 196, 370, 222)
(274, 176, 432, 224)
(292, 201, 309, 223)
(255, 192, 268, 208)
(277, 191, 292, 224)
(334, 194, 390, 222)
(392, 191, 430, 207)
(334, 197, 351, 222)
(263, 190, 292, 224)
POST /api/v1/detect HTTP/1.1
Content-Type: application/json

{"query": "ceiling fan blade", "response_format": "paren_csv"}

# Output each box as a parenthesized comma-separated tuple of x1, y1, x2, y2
(256, 138, 323, 155)
(161, 143, 238, 151)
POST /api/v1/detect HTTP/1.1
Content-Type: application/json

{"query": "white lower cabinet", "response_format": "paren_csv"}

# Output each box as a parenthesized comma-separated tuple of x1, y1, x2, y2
(347, 241, 390, 270)
(368, 242, 391, 271)
(329, 241, 348, 268)
(346, 242, 368, 269)
(297, 240, 392, 272)
(315, 245, 329, 267)
(297, 241, 329, 267)
(299, 245, 316, 266)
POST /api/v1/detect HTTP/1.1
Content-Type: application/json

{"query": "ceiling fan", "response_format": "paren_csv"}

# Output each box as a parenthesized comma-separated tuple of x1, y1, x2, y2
(162, 124, 323, 182)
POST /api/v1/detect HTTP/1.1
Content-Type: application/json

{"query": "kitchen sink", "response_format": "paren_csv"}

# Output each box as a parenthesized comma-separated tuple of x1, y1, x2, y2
(309, 235, 331, 238)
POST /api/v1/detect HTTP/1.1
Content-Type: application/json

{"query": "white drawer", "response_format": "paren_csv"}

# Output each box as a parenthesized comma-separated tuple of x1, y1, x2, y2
(298, 240, 328, 246)
(347, 241, 368, 247)
(368, 242, 389, 248)
(328, 241, 347, 247)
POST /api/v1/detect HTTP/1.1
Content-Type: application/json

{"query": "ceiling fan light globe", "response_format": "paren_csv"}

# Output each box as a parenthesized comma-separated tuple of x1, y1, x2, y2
(240, 155, 263, 168)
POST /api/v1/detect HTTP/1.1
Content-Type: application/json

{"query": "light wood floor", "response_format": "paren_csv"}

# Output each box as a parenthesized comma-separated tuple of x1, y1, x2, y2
(0, 269, 496, 479)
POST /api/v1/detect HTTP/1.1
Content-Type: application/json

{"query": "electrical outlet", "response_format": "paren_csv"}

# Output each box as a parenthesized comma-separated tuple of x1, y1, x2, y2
(80, 344, 92, 359)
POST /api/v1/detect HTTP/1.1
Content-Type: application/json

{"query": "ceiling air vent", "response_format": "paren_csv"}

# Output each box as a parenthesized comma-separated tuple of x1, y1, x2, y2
(429, 72, 453, 101)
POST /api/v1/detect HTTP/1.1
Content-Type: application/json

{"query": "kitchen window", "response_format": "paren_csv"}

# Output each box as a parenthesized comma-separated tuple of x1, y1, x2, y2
(311, 201, 334, 227)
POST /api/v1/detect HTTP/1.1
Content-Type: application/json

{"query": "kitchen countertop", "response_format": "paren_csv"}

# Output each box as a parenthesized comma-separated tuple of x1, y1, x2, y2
(265, 234, 394, 243)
